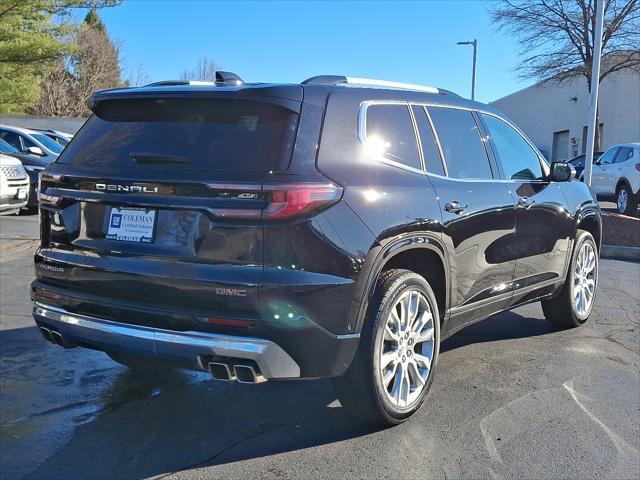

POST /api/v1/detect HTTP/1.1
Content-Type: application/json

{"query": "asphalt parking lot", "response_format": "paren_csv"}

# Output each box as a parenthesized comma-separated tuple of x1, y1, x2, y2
(1, 213, 639, 480)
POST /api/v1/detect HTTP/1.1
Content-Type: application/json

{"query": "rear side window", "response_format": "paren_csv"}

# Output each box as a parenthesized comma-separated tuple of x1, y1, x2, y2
(411, 105, 445, 176)
(614, 147, 633, 163)
(57, 98, 298, 171)
(364, 104, 421, 170)
(427, 107, 492, 179)
(481, 114, 543, 180)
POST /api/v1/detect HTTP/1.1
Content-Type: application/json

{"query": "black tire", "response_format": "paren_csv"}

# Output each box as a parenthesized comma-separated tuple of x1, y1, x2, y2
(107, 351, 175, 373)
(335, 269, 440, 426)
(542, 230, 598, 328)
(616, 183, 638, 216)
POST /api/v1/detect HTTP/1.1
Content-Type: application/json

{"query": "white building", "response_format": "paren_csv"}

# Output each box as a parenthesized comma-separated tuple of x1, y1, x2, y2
(491, 69, 640, 161)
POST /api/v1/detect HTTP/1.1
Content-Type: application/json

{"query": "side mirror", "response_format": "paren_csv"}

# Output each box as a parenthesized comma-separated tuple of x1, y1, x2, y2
(549, 162, 576, 182)
(27, 146, 45, 156)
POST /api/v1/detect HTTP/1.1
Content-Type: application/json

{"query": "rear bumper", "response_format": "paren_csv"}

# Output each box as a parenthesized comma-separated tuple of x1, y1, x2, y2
(33, 301, 301, 379)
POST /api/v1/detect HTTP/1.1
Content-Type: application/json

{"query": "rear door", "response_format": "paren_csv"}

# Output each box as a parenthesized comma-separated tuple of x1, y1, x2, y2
(479, 113, 573, 305)
(36, 92, 301, 325)
(424, 106, 517, 330)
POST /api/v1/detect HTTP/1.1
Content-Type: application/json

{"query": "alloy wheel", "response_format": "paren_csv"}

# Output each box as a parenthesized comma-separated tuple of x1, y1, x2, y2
(378, 289, 435, 408)
(617, 188, 628, 214)
(573, 242, 597, 317)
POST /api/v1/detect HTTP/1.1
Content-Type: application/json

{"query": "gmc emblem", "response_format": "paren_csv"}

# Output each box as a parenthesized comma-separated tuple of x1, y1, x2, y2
(215, 288, 247, 297)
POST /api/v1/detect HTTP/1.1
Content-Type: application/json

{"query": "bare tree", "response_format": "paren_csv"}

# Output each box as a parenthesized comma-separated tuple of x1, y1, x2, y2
(491, 0, 640, 149)
(179, 57, 218, 82)
(31, 9, 123, 117)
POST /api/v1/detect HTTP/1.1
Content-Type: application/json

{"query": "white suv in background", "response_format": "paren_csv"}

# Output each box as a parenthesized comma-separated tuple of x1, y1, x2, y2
(590, 143, 640, 215)
(0, 154, 29, 214)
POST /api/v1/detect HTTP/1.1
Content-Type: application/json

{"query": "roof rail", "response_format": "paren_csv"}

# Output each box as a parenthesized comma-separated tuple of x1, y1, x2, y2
(302, 75, 440, 94)
(145, 80, 216, 87)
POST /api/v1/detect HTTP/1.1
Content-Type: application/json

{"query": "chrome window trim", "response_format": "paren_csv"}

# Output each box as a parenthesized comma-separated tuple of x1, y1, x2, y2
(357, 100, 426, 175)
(420, 105, 449, 177)
(357, 100, 551, 182)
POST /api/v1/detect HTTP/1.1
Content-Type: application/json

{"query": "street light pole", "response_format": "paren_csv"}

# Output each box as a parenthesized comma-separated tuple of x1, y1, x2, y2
(457, 39, 477, 100)
(583, 0, 605, 186)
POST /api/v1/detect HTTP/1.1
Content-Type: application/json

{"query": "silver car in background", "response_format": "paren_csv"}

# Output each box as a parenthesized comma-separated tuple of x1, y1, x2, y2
(0, 154, 29, 214)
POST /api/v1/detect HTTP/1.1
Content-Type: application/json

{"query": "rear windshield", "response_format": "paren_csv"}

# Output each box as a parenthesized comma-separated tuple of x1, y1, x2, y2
(57, 98, 298, 171)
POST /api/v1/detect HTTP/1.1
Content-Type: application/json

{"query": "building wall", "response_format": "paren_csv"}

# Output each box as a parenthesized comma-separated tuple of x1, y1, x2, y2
(0, 114, 86, 134)
(491, 70, 640, 161)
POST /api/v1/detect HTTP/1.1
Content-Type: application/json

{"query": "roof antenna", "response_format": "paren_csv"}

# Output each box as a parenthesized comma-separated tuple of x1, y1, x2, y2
(215, 71, 244, 86)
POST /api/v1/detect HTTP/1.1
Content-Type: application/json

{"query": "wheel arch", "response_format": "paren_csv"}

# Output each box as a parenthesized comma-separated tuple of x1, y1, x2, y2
(354, 234, 450, 333)
(615, 177, 633, 197)
(576, 210, 602, 252)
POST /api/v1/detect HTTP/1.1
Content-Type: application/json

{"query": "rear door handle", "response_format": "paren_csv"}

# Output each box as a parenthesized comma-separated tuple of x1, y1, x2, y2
(445, 201, 467, 214)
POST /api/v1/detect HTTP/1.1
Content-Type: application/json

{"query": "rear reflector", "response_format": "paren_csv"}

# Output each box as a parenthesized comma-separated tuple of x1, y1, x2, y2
(199, 317, 255, 328)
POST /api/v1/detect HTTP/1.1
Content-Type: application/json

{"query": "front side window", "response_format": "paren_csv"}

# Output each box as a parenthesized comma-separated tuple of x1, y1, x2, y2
(364, 104, 421, 170)
(31, 133, 63, 154)
(598, 147, 618, 165)
(0, 131, 24, 151)
(481, 114, 543, 181)
(427, 107, 492, 179)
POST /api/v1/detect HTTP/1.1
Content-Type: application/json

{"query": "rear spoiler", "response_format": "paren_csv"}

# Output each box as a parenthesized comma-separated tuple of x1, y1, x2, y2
(87, 84, 304, 114)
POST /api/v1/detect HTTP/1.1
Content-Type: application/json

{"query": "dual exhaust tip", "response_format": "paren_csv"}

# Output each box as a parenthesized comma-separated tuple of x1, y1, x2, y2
(39, 326, 67, 347)
(208, 361, 266, 384)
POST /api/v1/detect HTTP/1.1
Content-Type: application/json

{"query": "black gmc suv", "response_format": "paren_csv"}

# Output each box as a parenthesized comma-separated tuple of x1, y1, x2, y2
(32, 73, 601, 425)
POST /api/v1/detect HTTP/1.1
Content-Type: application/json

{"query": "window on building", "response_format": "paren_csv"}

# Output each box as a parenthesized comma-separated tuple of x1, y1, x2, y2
(481, 114, 543, 180)
(581, 124, 604, 155)
(427, 107, 493, 179)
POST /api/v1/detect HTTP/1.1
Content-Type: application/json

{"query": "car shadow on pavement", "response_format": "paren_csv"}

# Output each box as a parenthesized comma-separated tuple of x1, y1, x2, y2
(441, 309, 557, 353)
(3, 309, 558, 480)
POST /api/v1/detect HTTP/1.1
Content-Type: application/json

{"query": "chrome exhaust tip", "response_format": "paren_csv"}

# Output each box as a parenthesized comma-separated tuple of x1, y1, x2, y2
(208, 362, 235, 381)
(50, 330, 64, 347)
(233, 364, 266, 384)
(39, 326, 53, 343)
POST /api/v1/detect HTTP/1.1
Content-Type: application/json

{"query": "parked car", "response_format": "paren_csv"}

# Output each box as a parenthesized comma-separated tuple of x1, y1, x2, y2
(31, 74, 601, 425)
(0, 124, 64, 159)
(30, 128, 73, 147)
(0, 154, 29, 214)
(568, 151, 603, 180)
(0, 138, 52, 208)
(587, 143, 640, 215)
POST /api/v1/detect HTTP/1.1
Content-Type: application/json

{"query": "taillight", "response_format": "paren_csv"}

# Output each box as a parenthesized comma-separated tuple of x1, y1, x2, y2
(262, 183, 342, 219)
(210, 181, 343, 221)
(635, 163, 640, 172)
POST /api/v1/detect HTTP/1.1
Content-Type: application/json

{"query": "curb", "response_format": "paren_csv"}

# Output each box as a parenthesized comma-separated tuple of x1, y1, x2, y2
(601, 244, 640, 261)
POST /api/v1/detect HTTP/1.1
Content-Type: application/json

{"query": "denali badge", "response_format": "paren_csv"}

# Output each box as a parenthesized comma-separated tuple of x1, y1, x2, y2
(96, 183, 159, 193)
(40, 264, 64, 273)
(215, 288, 247, 297)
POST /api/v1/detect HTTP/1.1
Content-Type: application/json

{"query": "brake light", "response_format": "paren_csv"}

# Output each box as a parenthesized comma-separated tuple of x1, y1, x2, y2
(210, 181, 343, 221)
(635, 163, 640, 172)
(262, 183, 343, 219)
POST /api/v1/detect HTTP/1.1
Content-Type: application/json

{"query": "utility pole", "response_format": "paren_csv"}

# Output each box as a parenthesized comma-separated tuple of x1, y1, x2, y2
(583, 0, 605, 186)
(457, 39, 477, 100)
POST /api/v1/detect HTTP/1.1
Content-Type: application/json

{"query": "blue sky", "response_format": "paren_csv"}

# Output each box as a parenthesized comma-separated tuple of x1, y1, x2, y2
(94, 0, 530, 103)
